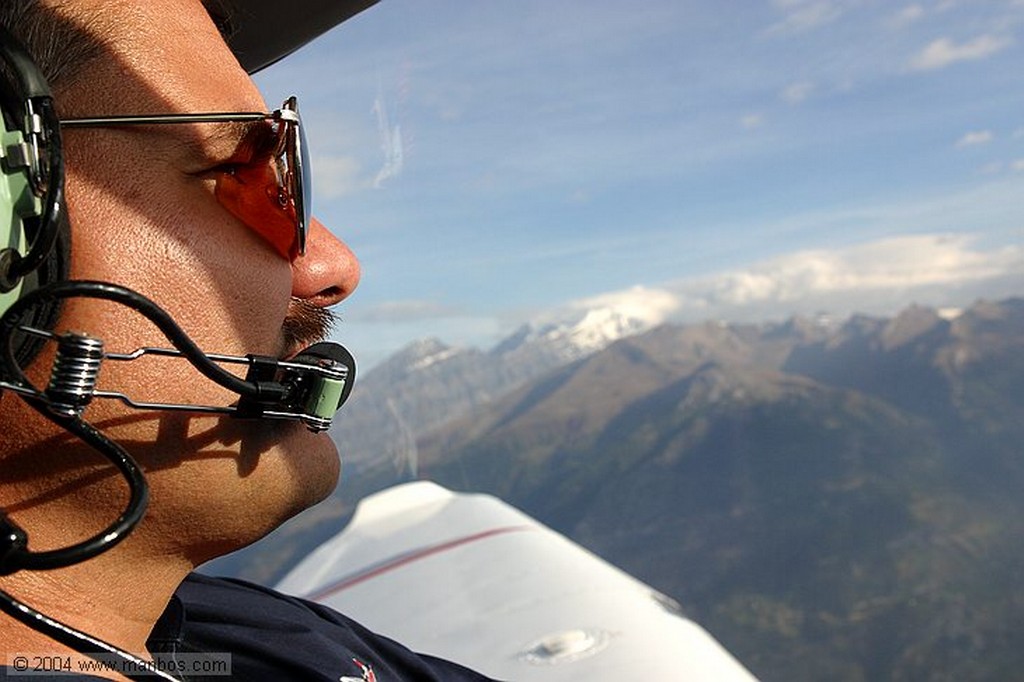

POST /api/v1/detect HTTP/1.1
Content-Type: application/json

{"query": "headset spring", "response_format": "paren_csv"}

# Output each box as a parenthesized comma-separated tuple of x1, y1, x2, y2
(45, 333, 104, 417)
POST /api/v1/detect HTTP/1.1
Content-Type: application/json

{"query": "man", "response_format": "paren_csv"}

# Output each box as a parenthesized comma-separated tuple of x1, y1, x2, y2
(0, 1, 494, 679)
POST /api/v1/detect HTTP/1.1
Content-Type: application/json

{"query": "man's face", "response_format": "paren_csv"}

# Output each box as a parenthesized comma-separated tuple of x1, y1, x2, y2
(13, 0, 361, 555)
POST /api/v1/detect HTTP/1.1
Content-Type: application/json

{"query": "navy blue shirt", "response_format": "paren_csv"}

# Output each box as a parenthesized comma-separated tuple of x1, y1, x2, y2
(2, 573, 498, 681)
(158, 573, 499, 681)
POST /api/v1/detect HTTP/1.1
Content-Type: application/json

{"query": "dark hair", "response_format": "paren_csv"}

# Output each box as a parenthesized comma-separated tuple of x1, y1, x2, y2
(0, 0, 108, 96)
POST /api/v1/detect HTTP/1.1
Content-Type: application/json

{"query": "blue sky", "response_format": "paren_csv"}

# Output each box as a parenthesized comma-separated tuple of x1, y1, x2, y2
(254, 0, 1024, 368)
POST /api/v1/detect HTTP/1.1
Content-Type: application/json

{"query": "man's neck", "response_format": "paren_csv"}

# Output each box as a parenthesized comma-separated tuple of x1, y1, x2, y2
(1, 546, 192, 679)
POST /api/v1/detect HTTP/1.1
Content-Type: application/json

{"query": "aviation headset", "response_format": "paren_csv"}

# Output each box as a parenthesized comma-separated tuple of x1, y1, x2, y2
(0, 20, 68, 363)
(0, 21, 355, 679)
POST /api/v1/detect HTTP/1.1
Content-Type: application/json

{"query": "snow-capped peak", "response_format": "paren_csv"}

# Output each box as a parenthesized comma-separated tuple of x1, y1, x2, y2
(410, 345, 463, 371)
(504, 286, 680, 359)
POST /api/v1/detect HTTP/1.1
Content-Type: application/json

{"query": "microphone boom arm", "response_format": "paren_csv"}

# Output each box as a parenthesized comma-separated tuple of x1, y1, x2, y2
(0, 282, 355, 433)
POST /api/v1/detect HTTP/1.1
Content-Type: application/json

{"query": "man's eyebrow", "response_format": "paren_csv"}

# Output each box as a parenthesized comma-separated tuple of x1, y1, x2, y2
(184, 118, 276, 161)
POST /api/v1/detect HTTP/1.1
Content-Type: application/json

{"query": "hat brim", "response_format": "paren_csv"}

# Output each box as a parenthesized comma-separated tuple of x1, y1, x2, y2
(210, 0, 381, 74)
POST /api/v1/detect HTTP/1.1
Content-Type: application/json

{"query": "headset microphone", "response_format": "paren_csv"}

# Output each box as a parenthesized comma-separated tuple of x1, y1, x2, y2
(0, 280, 356, 433)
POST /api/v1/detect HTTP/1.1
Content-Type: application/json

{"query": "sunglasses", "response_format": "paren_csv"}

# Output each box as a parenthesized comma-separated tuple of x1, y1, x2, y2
(60, 96, 309, 260)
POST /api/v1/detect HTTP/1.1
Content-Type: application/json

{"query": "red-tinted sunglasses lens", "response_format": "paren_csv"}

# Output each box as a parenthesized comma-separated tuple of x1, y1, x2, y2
(60, 98, 309, 261)
(214, 101, 306, 260)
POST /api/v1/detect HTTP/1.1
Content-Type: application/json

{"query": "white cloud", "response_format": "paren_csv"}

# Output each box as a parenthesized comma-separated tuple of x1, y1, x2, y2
(768, 0, 846, 35)
(372, 94, 405, 188)
(887, 4, 926, 29)
(568, 286, 681, 326)
(781, 81, 815, 104)
(741, 113, 764, 130)
(542, 234, 1023, 332)
(311, 155, 363, 200)
(907, 34, 1013, 71)
(658, 233, 1024, 322)
(955, 130, 994, 147)
(1012, 159, 1024, 172)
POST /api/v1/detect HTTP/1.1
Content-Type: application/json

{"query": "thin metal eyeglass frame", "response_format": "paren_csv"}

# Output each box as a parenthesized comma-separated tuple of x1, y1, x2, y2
(59, 96, 308, 257)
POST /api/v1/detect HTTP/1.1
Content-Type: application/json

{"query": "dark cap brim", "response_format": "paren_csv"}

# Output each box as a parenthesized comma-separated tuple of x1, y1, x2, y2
(209, 0, 380, 74)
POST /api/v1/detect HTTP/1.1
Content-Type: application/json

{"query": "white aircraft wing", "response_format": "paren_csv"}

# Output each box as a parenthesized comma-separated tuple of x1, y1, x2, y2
(276, 481, 757, 681)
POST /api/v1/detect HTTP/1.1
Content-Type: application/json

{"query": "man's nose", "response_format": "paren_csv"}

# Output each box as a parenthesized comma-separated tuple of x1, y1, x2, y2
(290, 217, 361, 306)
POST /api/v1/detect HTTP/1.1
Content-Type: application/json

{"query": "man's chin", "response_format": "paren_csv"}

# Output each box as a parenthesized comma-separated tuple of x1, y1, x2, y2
(277, 426, 342, 509)
(205, 426, 341, 557)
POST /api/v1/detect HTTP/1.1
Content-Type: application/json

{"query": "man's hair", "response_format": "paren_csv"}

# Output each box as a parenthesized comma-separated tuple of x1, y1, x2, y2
(2, 1, 234, 105)
(0, 0, 108, 96)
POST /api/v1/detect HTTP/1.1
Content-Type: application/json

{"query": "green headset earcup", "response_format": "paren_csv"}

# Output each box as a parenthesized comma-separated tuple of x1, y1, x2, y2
(12, 209, 68, 368)
(1, 112, 37, 309)
(1, 111, 68, 366)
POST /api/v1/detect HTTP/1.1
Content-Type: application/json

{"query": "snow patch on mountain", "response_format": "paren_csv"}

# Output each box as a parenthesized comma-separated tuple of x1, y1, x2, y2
(503, 286, 680, 359)
(410, 345, 463, 371)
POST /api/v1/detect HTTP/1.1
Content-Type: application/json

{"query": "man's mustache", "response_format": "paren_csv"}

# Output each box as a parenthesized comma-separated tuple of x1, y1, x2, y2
(282, 298, 338, 353)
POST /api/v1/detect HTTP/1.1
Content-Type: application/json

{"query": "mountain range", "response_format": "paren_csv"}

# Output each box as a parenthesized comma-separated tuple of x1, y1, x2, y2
(327, 296, 672, 475)
(205, 297, 1024, 681)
